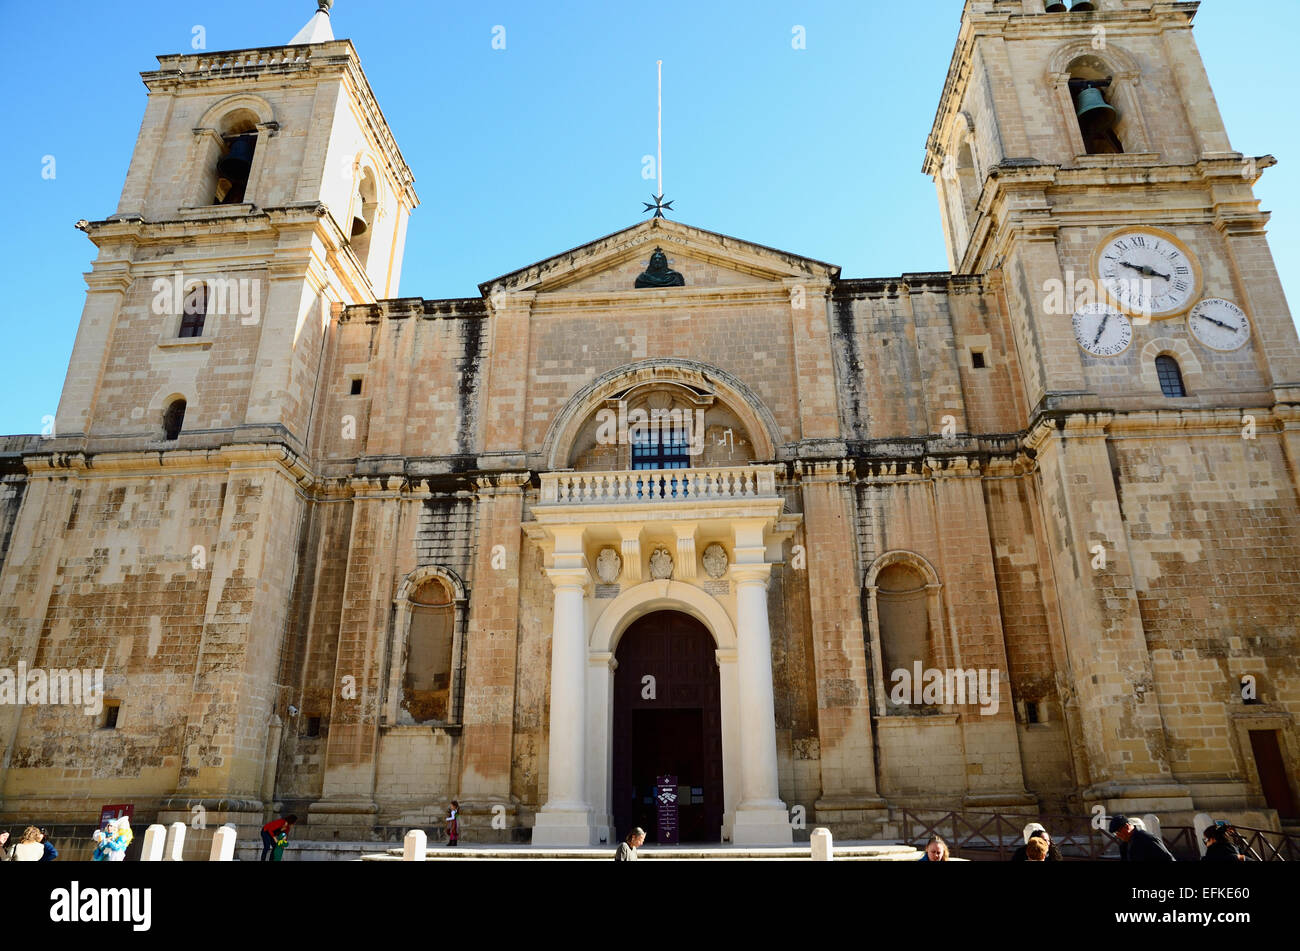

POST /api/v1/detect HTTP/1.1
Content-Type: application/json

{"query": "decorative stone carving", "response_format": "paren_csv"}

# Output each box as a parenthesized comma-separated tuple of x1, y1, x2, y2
(702, 543, 729, 579)
(595, 546, 622, 584)
(649, 547, 674, 580)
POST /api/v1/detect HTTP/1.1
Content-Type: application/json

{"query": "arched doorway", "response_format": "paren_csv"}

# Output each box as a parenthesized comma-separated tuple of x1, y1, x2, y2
(612, 611, 723, 843)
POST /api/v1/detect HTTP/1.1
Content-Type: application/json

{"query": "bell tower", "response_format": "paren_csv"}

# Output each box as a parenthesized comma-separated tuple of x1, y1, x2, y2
(3, 2, 420, 851)
(55, 0, 418, 449)
(925, 0, 1300, 823)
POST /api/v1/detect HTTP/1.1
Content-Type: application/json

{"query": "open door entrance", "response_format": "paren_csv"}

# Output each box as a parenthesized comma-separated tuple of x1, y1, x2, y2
(612, 611, 723, 843)
(1249, 730, 1298, 819)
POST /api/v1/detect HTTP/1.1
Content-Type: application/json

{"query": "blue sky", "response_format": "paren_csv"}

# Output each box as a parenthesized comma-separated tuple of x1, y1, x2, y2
(3, 0, 1298, 435)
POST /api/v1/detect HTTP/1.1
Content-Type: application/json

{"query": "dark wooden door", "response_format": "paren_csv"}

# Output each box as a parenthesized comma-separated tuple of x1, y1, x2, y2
(612, 611, 723, 843)
(1249, 730, 1298, 819)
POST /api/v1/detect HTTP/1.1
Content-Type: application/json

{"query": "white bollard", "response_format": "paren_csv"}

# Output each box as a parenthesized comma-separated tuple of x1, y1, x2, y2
(164, 822, 186, 861)
(1140, 814, 1162, 842)
(811, 827, 833, 861)
(1193, 813, 1216, 858)
(140, 824, 167, 861)
(209, 824, 237, 862)
(403, 829, 427, 861)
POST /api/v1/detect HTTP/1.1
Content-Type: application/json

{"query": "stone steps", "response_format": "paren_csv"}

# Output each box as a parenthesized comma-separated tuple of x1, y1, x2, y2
(359, 842, 922, 861)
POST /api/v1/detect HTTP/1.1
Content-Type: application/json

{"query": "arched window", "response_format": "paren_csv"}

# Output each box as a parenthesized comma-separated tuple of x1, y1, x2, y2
(404, 579, 455, 722)
(955, 141, 979, 229)
(349, 169, 378, 269)
(1155, 354, 1187, 397)
(179, 281, 207, 338)
(1066, 55, 1124, 155)
(162, 398, 186, 441)
(212, 110, 262, 205)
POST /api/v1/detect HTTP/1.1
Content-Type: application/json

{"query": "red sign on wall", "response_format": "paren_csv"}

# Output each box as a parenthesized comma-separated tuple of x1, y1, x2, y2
(98, 804, 133, 829)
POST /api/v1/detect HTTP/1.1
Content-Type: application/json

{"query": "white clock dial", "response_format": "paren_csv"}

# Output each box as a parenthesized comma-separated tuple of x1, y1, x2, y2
(1072, 302, 1132, 357)
(1188, 298, 1251, 352)
(1096, 229, 1200, 318)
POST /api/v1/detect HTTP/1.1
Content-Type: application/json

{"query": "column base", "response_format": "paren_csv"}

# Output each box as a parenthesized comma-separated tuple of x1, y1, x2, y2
(531, 807, 597, 846)
(813, 796, 891, 839)
(732, 802, 793, 845)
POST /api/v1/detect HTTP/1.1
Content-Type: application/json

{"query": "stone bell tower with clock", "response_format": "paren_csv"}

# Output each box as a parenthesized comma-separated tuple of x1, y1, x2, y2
(927, 0, 1300, 824)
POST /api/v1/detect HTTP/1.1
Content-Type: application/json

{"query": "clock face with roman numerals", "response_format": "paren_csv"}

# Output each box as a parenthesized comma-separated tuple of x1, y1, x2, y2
(1094, 228, 1201, 319)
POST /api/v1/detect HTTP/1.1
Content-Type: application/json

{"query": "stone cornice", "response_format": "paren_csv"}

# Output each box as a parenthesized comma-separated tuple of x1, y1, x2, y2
(22, 441, 314, 487)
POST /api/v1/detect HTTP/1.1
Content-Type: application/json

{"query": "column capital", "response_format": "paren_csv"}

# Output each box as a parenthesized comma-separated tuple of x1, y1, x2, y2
(545, 566, 590, 591)
(730, 563, 772, 587)
(589, 651, 617, 671)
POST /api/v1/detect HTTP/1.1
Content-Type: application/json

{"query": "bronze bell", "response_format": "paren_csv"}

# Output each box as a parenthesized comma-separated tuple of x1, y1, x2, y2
(1075, 85, 1118, 130)
(216, 134, 255, 185)
(1070, 0, 1096, 10)
(1045, 1, 1067, 11)
(350, 197, 370, 238)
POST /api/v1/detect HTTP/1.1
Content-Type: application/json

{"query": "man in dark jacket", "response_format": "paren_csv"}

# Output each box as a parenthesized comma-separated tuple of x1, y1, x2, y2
(1109, 815, 1174, 861)
(1202, 823, 1245, 862)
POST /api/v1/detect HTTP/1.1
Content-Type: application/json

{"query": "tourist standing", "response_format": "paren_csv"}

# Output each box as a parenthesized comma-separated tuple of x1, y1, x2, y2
(1109, 815, 1174, 861)
(445, 801, 459, 847)
(38, 828, 58, 861)
(918, 835, 949, 862)
(13, 827, 45, 861)
(615, 827, 646, 861)
(1202, 823, 1245, 863)
(1011, 822, 1063, 861)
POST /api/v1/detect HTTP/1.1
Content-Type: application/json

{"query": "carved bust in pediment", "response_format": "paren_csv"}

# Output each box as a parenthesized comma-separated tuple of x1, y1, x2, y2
(635, 247, 685, 288)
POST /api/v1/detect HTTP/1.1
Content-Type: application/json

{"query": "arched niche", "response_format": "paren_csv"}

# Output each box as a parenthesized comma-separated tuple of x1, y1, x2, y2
(863, 550, 951, 716)
(384, 566, 468, 726)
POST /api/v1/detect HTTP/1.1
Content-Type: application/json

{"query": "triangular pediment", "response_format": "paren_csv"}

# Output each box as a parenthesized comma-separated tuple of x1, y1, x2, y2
(478, 218, 839, 297)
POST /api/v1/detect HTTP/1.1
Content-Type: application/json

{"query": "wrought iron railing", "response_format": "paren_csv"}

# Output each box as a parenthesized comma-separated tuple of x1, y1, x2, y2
(900, 810, 1298, 861)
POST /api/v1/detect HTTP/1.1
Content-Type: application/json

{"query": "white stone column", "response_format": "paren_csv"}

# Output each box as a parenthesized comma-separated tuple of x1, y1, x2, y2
(163, 822, 186, 861)
(532, 564, 597, 845)
(731, 559, 792, 845)
(586, 651, 617, 845)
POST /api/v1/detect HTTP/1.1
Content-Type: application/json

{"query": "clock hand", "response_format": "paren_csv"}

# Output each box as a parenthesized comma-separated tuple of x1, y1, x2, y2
(1092, 312, 1110, 348)
(1119, 261, 1171, 282)
(1195, 313, 1240, 332)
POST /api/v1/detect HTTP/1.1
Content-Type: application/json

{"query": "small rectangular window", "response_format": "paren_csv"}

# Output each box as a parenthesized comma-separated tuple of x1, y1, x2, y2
(350, 378, 363, 395)
(306, 716, 321, 737)
(1025, 702, 1040, 724)
(971, 350, 986, 369)
(103, 702, 120, 730)
(179, 283, 207, 338)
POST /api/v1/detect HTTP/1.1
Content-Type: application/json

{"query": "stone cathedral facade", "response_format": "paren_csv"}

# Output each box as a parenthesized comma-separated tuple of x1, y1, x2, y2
(1, 0, 1298, 852)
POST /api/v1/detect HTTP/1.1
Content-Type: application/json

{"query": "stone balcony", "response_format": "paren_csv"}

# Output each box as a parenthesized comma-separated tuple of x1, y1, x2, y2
(537, 464, 782, 515)
(527, 463, 798, 591)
